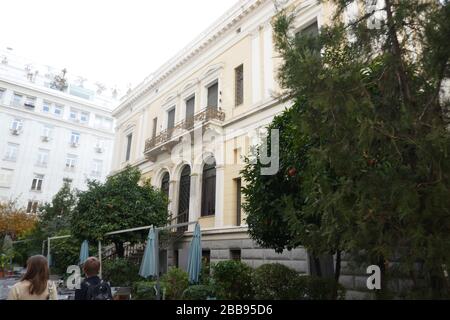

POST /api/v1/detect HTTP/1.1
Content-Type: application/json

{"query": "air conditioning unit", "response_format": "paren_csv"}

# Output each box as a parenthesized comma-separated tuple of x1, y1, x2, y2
(41, 135, 50, 142)
(95, 146, 104, 153)
(10, 129, 21, 135)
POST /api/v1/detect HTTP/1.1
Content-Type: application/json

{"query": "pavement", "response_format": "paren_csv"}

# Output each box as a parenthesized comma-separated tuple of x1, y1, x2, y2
(0, 276, 21, 300)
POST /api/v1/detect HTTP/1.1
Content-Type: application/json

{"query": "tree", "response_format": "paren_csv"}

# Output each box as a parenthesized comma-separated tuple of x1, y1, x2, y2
(71, 165, 169, 257)
(0, 200, 37, 240)
(241, 103, 307, 254)
(270, 0, 450, 298)
(39, 180, 77, 236)
(13, 181, 78, 270)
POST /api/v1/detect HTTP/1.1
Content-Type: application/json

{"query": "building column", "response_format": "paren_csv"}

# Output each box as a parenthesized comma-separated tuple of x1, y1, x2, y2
(251, 29, 262, 104)
(188, 172, 201, 232)
(262, 22, 274, 99)
(138, 108, 147, 160)
(169, 179, 178, 222)
(214, 165, 225, 228)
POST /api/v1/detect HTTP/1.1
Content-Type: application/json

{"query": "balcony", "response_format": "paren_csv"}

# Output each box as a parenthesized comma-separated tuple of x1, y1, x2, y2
(144, 106, 225, 160)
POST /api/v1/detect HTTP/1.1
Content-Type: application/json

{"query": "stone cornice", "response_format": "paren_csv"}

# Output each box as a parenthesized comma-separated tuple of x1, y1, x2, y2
(113, 0, 267, 116)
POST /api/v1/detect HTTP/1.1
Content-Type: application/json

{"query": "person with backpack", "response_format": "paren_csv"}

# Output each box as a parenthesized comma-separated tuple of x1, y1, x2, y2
(75, 256, 112, 300)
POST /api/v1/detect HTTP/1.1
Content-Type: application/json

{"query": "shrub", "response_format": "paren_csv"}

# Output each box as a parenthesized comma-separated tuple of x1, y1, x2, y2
(199, 259, 211, 285)
(297, 276, 346, 300)
(132, 280, 158, 300)
(212, 260, 254, 300)
(253, 263, 306, 300)
(102, 258, 140, 287)
(161, 267, 189, 300)
(183, 285, 216, 300)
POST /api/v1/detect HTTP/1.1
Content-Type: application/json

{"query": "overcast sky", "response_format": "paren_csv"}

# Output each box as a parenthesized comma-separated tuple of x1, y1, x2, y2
(0, 0, 237, 93)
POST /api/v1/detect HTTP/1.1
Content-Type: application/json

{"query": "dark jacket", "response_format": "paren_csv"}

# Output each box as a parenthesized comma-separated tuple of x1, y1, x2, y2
(74, 276, 112, 300)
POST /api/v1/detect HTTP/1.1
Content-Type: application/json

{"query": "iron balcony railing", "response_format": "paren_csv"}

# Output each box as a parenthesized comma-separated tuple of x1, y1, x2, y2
(144, 106, 225, 154)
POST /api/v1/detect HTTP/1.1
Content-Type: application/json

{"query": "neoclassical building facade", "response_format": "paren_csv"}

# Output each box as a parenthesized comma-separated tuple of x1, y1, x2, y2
(112, 0, 338, 276)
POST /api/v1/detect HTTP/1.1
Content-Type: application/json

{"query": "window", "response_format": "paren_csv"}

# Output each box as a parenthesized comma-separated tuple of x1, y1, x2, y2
(230, 249, 241, 261)
(42, 101, 51, 113)
(177, 165, 191, 232)
(92, 159, 103, 176)
(103, 118, 113, 130)
(95, 115, 102, 128)
(26, 201, 39, 214)
(201, 159, 216, 216)
(4, 143, 19, 162)
(125, 133, 132, 161)
(235, 178, 242, 226)
(207, 82, 218, 109)
(0, 168, 13, 188)
(24, 96, 36, 108)
(0, 88, 5, 101)
(167, 108, 176, 129)
(31, 174, 44, 191)
(95, 115, 113, 130)
(235, 64, 244, 106)
(161, 172, 170, 196)
(202, 250, 211, 266)
(12, 93, 23, 106)
(54, 105, 64, 116)
(185, 96, 195, 120)
(65, 154, 77, 169)
(63, 177, 73, 184)
(36, 149, 49, 167)
(302, 20, 319, 37)
(80, 112, 90, 124)
(95, 140, 104, 153)
(152, 117, 158, 138)
(10, 119, 23, 133)
(42, 125, 53, 141)
(295, 20, 320, 53)
(70, 132, 80, 146)
(69, 109, 78, 121)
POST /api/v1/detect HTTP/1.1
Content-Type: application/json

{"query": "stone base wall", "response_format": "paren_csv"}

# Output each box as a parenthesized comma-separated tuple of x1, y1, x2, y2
(167, 231, 374, 299)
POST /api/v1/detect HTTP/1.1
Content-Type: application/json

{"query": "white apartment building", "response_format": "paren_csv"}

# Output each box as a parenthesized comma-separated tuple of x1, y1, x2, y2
(0, 49, 117, 212)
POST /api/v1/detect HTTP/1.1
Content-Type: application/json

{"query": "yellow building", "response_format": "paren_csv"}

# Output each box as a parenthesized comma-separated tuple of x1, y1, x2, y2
(112, 0, 334, 274)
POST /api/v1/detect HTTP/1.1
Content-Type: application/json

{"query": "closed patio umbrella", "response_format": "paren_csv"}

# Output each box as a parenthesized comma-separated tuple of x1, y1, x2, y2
(139, 227, 157, 278)
(187, 223, 202, 284)
(79, 240, 89, 265)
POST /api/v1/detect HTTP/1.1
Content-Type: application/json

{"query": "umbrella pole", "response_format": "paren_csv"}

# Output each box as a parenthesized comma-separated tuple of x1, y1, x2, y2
(98, 240, 102, 279)
(155, 228, 160, 300)
(47, 237, 51, 268)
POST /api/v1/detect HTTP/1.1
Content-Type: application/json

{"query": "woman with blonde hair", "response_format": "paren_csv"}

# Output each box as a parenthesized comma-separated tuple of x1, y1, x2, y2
(7, 255, 57, 300)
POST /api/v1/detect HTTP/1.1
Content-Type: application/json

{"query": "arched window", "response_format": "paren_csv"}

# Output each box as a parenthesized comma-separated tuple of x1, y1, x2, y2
(201, 159, 216, 216)
(161, 172, 170, 196)
(178, 165, 191, 231)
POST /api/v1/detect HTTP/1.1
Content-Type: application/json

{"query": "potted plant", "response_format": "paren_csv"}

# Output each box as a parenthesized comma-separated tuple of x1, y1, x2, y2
(0, 254, 8, 278)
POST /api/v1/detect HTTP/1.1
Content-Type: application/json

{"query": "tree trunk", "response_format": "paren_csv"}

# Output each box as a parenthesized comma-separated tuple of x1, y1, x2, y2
(114, 241, 125, 258)
(384, 0, 413, 106)
(376, 255, 388, 299)
(333, 250, 342, 299)
(314, 255, 322, 277)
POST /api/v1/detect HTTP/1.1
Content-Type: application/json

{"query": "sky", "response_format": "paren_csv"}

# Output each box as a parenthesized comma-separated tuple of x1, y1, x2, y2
(0, 0, 238, 94)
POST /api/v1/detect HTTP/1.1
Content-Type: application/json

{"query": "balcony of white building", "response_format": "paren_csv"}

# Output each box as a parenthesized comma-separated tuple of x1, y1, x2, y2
(144, 106, 225, 161)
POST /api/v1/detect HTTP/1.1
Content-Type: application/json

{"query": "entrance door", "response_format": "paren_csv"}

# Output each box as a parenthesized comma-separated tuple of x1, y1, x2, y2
(177, 165, 191, 232)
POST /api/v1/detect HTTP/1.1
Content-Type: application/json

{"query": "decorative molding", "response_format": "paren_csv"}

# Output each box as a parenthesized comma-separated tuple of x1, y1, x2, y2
(114, 0, 268, 115)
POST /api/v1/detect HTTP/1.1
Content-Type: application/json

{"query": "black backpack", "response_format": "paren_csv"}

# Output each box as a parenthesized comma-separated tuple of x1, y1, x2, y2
(85, 280, 112, 300)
